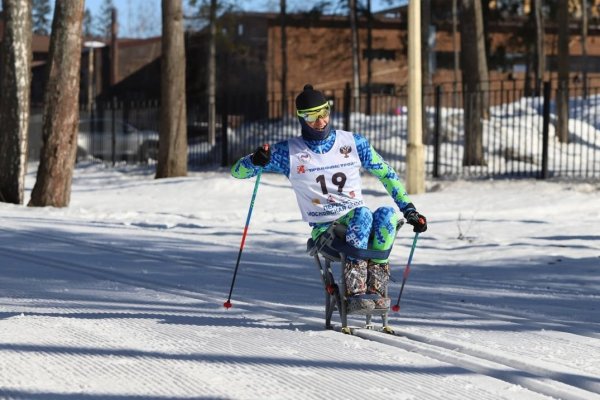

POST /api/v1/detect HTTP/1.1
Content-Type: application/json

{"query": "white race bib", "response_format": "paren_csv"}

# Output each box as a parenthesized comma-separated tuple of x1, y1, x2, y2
(288, 130, 364, 223)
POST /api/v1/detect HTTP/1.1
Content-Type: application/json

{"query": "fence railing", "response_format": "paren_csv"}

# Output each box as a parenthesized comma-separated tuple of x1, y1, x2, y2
(27, 80, 600, 179)
(218, 81, 600, 179)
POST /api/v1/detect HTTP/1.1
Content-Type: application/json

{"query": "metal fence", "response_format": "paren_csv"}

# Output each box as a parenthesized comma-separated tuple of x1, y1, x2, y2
(28, 80, 600, 179)
(217, 81, 600, 179)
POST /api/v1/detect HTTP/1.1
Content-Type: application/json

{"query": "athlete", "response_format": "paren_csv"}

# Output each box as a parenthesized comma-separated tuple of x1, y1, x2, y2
(231, 84, 427, 311)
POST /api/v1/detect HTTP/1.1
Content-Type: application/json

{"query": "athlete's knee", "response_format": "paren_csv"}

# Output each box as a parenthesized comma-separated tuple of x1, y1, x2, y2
(373, 206, 398, 226)
(352, 206, 374, 225)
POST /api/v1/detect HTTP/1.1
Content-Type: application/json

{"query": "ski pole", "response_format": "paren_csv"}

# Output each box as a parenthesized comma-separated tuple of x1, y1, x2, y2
(224, 145, 268, 309)
(391, 232, 420, 312)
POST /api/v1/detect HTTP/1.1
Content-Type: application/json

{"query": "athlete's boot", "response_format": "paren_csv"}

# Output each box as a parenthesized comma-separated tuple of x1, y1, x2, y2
(343, 259, 373, 313)
(367, 261, 391, 309)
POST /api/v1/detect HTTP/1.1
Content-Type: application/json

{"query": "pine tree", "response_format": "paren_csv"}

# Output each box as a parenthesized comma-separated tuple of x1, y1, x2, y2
(32, 0, 51, 35)
(95, 0, 114, 38)
(83, 8, 94, 38)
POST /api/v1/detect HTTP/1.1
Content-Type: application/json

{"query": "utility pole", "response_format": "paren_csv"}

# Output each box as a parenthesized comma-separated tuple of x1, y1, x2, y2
(406, 0, 425, 194)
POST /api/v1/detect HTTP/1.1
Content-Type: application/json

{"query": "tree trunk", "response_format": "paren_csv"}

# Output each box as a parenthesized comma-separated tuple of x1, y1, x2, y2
(110, 8, 119, 86)
(0, 0, 32, 205)
(421, 0, 431, 144)
(533, 0, 545, 95)
(475, 0, 489, 119)
(156, 0, 188, 178)
(557, 0, 570, 143)
(349, 0, 360, 114)
(452, 0, 460, 108)
(421, 0, 431, 86)
(581, 0, 588, 98)
(207, 0, 217, 146)
(280, 0, 288, 117)
(366, 0, 372, 115)
(460, 0, 489, 166)
(28, 0, 84, 208)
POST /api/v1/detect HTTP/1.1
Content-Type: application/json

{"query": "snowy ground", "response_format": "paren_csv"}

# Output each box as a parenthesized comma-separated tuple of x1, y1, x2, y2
(0, 163, 599, 399)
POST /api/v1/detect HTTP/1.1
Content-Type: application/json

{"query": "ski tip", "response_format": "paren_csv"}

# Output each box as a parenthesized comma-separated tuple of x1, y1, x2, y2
(223, 301, 232, 309)
(391, 305, 400, 312)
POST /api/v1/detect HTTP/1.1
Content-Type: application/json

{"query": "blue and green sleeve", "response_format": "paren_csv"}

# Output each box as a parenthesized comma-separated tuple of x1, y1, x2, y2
(353, 133, 416, 216)
(231, 141, 291, 179)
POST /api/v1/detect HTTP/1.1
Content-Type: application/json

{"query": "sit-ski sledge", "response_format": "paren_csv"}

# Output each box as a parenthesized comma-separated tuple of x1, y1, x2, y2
(306, 221, 403, 334)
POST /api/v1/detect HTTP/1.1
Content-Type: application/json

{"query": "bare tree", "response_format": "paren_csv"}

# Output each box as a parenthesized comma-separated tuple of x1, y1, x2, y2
(556, 0, 570, 143)
(83, 8, 93, 37)
(421, 0, 431, 144)
(95, 0, 114, 38)
(28, 0, 84, 207)
(581, 0, 589, 98)
(532, 0, 545, 94)
(110, 8, 118, 86)
(0, 0, 32, 205)
(460, 0, 489, 166)
(280, 0, 288, 117)
(452, 0, 460, 108)
(349, 0, 360, 114)
(156, 0, 188, 178)
(207, 0, 217, 146)
(421, 0, 432, 88)
(365, 0, 372, 115)
(127, 1, 160, 38)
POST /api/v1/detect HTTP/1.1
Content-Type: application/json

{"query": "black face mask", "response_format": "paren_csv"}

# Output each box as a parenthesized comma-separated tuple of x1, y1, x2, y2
(299, 117, 332, 141)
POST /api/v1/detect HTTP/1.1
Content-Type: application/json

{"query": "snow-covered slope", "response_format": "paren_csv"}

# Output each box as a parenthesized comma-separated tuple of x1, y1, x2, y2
(0, 163, 598, 399)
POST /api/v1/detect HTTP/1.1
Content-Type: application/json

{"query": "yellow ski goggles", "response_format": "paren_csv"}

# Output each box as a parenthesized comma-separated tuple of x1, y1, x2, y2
(296, 103, 330, 122)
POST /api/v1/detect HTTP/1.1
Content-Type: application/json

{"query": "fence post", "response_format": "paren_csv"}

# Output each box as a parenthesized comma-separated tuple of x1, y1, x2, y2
(540, 81, 551, 179)
(343, 82, 351, 131)
(221, 95, 229, 168)
(433, 85, 441, 178)
(123, 98, 130, 125)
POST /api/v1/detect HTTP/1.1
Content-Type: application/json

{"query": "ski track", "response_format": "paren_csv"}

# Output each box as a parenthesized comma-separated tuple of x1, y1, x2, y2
(1, 221, 599, 399)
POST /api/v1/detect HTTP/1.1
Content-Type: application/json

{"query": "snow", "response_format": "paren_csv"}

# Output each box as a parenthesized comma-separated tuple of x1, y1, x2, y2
(0, 161, 598, 399)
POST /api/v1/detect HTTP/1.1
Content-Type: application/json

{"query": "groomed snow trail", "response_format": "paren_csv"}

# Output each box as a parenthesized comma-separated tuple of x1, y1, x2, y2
(0, 165, 599, 399)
